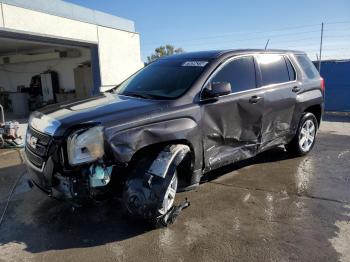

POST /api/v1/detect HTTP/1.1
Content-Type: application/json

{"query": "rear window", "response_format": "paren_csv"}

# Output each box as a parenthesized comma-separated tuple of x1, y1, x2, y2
(257, 54, 290, 86)
(295, 55, 319, 79)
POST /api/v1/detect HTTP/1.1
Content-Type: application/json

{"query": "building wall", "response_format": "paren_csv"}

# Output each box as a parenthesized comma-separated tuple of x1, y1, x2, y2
(97, 26, 143, 86)
(0, 3, 4, 27)
(321, 60, 350, 112)
(0, 0, 135, 32)
(0, 2, 143, 89)
(0, 47, 91, 92)
(2, 4, 98, 43)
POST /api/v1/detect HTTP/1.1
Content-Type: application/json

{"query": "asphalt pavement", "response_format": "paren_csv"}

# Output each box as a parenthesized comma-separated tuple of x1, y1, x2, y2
(0, 118, 349, 262)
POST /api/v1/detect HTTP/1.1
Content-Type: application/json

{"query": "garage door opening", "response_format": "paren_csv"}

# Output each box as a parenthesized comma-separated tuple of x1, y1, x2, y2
(0, 37, 100, 118)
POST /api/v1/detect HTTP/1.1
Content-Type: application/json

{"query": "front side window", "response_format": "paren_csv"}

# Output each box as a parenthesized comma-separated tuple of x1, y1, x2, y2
(115, 59, 208, 99)
(295, 54, 319, 79)
(257, 54, 290, 86)
(210, 56, 257, 93)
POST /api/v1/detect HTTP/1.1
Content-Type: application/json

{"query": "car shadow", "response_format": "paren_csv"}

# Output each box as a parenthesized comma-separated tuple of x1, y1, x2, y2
(0, 184, 155, 253)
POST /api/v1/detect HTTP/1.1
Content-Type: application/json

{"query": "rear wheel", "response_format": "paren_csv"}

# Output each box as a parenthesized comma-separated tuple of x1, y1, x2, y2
(285, 112, 318, 156)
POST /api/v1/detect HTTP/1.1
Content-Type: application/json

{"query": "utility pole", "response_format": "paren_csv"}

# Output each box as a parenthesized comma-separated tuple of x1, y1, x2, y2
(264, 39, 270, 50)
(318, 22, 324, 73)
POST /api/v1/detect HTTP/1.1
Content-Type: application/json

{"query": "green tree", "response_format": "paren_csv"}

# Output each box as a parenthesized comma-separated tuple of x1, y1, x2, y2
(147, 44, 184, 64)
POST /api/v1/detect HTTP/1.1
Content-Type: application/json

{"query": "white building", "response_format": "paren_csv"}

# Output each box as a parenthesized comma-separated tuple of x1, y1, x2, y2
(0, 0, 143, 116)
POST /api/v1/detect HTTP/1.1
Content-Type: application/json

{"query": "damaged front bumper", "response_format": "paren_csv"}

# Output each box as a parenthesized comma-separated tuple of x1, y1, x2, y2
(25, 152, 77, 199)
(24, 147, 113, 200)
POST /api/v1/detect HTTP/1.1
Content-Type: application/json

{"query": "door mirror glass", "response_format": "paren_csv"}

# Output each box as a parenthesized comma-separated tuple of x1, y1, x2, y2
(202, 82, 231, 99)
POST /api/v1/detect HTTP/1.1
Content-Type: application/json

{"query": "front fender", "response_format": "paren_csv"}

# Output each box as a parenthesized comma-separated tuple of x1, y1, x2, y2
(104, 118, 199, 164)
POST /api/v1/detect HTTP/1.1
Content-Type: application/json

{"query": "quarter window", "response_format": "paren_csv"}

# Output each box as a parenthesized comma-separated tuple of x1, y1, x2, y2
(210, 56, 256, 93)
(295, 54, 319, 79)
(257, 54, 290, 86)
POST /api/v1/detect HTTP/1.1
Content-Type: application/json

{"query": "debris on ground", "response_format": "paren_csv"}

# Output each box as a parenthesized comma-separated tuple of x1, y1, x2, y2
(158, 198, 190, 227)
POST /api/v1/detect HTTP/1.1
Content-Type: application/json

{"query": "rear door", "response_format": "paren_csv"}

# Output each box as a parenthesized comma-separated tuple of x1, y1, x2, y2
(255, 54, 298, 151)
(201, 55, 265, 170)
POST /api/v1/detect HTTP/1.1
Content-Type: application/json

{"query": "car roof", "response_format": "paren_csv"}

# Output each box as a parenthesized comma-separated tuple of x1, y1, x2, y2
(161, 49, 306, 60)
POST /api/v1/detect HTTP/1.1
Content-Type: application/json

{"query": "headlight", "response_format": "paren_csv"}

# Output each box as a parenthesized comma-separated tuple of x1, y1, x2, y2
(67, 126, 105, 165)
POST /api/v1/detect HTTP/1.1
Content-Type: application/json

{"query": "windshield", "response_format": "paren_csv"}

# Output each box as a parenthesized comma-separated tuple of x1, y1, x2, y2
(114, 59, 208, 99)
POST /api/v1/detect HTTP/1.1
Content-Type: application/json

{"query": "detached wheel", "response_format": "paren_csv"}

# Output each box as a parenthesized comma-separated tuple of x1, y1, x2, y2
(122, 154, 179, 226)
(285, 112, 318, 156)
(158, 174, 178, 215)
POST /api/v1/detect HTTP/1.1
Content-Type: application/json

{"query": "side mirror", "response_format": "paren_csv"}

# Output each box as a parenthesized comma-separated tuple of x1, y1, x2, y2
(202, 82, 231, 99)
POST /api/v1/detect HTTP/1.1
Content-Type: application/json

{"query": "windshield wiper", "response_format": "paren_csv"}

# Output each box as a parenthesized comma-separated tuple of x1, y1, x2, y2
(121, 92, 153, 99)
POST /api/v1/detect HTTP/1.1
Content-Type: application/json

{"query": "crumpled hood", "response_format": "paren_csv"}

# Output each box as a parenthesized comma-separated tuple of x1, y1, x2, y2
(32, 93, 167, 136)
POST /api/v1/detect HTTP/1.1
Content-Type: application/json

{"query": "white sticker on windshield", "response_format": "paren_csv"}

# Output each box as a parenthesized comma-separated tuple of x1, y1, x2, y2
(182, 61, 208, 67)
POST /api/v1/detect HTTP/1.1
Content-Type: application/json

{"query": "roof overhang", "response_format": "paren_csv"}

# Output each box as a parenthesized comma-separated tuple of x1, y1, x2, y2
(0, 0, 135, 33)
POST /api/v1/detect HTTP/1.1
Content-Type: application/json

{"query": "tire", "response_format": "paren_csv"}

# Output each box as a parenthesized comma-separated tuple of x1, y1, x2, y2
(122, 153, 178, 226)
(285, 112, 318, 156)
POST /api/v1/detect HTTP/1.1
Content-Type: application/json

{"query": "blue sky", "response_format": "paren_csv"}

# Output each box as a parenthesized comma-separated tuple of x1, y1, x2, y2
(66, 0, 350, 61)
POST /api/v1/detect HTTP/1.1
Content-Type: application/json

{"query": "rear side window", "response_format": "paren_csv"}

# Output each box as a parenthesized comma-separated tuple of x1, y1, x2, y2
(210, 56, 256, 93)
(285, 57, 296, 81)
(257, 54, 290, 86)
(295, 55, 319, 79)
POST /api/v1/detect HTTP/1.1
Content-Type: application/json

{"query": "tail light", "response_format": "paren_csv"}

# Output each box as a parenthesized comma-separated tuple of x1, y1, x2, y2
(320, 77, 325, 93)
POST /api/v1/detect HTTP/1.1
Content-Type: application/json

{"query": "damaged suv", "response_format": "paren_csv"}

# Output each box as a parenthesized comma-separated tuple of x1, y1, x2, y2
(24, 50, 324, 224)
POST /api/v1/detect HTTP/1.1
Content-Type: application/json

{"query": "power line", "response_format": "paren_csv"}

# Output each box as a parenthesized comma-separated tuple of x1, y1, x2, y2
(143, 22, 322, 40)
(144, 29, 324, 49)
(143, 21, 350, 47)
(144, 27, 319, 46)
(142, 21, 350, 60)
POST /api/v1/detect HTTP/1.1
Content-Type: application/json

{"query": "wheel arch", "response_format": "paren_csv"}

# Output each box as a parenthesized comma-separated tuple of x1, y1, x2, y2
(127, 140, 196, 186)
(304, 104, 322, 127)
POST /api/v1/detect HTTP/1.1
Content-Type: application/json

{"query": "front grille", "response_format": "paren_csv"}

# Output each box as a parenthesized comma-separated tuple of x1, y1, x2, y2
(25, 146, 44, 168)
(26, 127, 53, 168)
(28, 127, 51, 146)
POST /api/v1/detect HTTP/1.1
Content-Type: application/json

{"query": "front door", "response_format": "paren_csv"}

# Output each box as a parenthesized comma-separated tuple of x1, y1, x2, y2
(201, 55, 265, 170)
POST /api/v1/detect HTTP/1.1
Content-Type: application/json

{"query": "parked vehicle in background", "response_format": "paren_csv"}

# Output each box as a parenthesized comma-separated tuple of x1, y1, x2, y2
(24, 49, 324, 225)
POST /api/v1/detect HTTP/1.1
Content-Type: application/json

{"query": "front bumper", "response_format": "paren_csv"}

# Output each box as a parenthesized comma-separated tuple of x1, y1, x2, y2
(24, 150, 79, 198)
(24, 150, 55, 194)
(24, 148, 98, 199)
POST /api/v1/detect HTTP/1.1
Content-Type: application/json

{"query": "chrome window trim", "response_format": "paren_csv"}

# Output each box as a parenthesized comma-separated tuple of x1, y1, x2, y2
(200, 53, 299, 101)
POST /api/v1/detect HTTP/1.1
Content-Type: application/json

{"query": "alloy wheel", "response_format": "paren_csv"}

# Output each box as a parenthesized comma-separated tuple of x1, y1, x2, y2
(299, 119, 316, 152)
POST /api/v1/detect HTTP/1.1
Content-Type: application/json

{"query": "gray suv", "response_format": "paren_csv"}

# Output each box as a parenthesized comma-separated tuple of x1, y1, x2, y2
(24, 50, 324, 224)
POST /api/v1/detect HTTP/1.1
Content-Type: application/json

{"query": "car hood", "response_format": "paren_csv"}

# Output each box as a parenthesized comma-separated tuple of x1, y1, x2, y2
(30, 93, 168, 136)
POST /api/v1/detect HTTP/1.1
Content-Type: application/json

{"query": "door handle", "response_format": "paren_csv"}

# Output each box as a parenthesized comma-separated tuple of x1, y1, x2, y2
(292, 86, 301, 93)
(249, 95, 262, 104)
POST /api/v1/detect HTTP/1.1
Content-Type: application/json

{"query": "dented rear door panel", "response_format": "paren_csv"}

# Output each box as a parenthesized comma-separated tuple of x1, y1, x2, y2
(260, 82, 297, 150)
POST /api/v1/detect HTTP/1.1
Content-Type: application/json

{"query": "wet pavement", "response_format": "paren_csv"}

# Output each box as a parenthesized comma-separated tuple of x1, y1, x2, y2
(0, 119, 350, 262)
